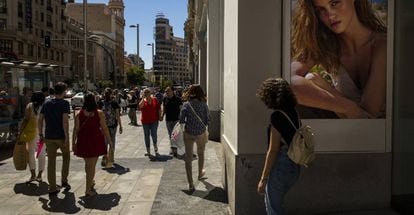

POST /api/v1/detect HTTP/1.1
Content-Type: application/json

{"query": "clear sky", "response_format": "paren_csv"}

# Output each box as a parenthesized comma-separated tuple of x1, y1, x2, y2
(85, 0, 188, 69)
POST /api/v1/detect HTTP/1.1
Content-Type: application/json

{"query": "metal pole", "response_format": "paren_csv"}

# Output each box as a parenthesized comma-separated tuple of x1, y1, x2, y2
(151, 43, 154, 69)
(137, 24, 140, 66)
(83, 0, 88, 91)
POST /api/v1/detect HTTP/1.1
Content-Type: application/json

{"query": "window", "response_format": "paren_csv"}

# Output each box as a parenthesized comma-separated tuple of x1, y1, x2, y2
(0, 0, 6, 14)
(18, 22, 23, 31)
(43, 48, 48, 59)
(28, 44, 34, 57)
(18, 41, 24, 55)
(37, 46, 41, 58)
(18, 2, 23, 18)
(0, 39, 13, 52)
(0, 18, 6, 30)
(50, 50, 54, 60)
(41, 12, 44, 22)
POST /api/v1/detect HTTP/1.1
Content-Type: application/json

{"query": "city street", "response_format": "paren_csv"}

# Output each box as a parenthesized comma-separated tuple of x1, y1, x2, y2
(0, 112, 230, 215)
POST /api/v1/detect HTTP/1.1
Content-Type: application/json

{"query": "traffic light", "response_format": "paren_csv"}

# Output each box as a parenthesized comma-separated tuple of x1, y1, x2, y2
(44, 35, 51, 48)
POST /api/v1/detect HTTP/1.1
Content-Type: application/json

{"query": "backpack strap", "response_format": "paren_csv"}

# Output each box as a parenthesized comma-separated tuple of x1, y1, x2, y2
(274, 109, 301, 146)
(274, 110, 300, 130)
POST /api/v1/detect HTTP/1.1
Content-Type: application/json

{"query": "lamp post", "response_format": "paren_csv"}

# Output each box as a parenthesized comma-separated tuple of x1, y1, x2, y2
(146, 43, 154, 69)
(89, 35, 116, 87)
(83, 0, 88, 91)
(129, 24, 139, 66)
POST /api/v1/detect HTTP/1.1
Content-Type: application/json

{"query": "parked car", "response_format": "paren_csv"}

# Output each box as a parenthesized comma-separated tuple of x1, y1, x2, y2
(65, 89, 76, 98)
(70, 92, 84, 110)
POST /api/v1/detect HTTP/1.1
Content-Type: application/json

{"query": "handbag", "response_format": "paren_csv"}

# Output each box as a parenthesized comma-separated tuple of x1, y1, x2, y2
(188, 103, 209, 139)
(171, 122, 185, 155)
(13, 142, 28, 171)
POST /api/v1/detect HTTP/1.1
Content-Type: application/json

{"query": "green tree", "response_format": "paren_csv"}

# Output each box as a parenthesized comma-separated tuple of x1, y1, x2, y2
(126, 66, 146, 86)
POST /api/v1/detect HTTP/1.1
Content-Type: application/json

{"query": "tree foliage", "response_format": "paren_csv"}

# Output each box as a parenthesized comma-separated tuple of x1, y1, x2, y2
(126, 66, 146, 86)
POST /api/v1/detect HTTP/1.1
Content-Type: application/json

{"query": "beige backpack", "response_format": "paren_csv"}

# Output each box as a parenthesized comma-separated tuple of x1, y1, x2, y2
(277, 110, 315, 167)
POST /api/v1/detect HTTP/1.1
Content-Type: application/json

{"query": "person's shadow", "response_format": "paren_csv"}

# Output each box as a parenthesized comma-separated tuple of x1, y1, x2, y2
(38, 190, 81, 214)
(78, 192, 121, 211)
(149, 154, 173, 162)
(14, 181, 49, 196)
(182, 180, 228, 203)
(103, 163, 130, 175)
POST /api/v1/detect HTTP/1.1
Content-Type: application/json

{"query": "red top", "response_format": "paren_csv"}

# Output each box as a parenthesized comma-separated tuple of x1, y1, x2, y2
(141, 97, 160, 124)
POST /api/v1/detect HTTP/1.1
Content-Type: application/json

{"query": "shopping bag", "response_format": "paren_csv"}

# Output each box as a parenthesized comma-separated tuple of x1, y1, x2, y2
(171, 122, 185, 155)
(13, 142, 28, 171)
(36, 139, 44, 158)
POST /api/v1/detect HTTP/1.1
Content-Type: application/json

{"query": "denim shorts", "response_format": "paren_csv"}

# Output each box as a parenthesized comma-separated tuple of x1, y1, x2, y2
(265, 146, 300, 215)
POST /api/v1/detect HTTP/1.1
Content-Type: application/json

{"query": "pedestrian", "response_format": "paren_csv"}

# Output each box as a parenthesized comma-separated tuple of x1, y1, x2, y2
(161, 86, 182, 156)
(100, 88, 123, 168)
(179, 85, 210, 192)
(256, 78, 301, 215)
(72, 93, 112, 197)
(127, 90, 138, 126)
(291, 0, 386, 118)
(139, 88, 161, 157)
(18, 92, 46, 183)
(38, 82, 71, 196)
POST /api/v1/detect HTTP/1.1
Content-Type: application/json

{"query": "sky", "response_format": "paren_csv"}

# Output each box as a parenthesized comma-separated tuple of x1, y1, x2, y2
(86, 0, 188, 69)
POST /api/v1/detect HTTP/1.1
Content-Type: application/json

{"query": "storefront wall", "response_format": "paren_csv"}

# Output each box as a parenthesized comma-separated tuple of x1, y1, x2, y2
(215, 0, 396, 214)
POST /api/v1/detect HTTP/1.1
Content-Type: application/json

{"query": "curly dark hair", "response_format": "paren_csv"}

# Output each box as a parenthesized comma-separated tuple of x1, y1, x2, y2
(82, 93, 98, 112)
(256, 78, 297, 110)
(183, 84, 206, 102)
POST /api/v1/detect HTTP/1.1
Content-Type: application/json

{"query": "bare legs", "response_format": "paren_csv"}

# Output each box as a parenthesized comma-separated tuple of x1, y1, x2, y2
(84, 157, 98, 196)
(184, 132, 207, 191)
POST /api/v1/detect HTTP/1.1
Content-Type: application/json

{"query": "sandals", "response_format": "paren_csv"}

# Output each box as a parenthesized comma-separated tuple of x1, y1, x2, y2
(198, 169, 206, 180)
(85, 190, 97, 198)
(26, 176, 36, 183)
(188, 184, 195, 193)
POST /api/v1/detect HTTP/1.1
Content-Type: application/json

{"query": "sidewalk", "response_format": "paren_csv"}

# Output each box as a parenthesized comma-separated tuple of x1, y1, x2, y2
(0, 113, 231, 215)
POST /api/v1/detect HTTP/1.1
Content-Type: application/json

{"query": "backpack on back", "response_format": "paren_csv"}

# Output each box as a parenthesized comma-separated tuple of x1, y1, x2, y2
(277, 110, 315, 167)
(103, 100, 117, 127)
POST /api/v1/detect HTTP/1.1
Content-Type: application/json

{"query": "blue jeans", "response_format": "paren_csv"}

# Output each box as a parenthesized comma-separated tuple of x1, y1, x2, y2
(142, 121, 159, 151)
(166, 120, 178, 147)
(265, 146, 300, 215)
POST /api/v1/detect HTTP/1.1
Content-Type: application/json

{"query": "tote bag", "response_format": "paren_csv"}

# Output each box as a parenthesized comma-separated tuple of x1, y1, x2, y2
(13, 142, 28, 171)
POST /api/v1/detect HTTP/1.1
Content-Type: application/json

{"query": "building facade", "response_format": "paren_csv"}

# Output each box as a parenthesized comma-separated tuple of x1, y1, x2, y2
(186, 0, 414, 214)
(0, 0, 68, 80)
(153, 14, 189, 86)
(66, 0, 125, 87)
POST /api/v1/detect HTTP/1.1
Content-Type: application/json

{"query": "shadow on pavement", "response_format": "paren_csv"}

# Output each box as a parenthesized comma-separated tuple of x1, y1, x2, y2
(38, 190, 81, 214)
(78, 192, 121, 211)
(149, 154, 173, 162)
(14, 181, 49, 196)
(182, 180, 228, 203)
(102, 163, 130, 175)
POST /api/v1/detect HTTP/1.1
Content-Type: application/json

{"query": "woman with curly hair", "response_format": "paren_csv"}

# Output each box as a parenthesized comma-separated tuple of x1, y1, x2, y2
(179, 85, 210, 192)
(291, 0, 387, 118)
(257, 78, 301, 215)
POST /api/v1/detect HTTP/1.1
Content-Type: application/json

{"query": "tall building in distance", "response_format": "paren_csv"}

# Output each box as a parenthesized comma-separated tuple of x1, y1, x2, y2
(153, 13, 189, 86)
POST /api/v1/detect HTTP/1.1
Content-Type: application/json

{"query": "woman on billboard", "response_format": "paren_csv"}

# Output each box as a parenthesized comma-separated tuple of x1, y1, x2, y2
(291, 0, 387, 118)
